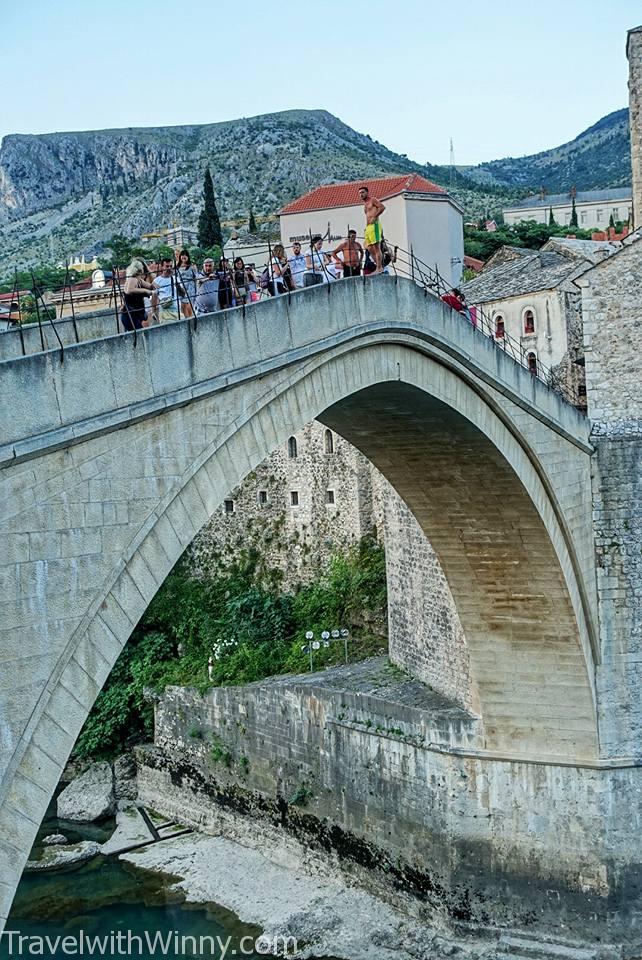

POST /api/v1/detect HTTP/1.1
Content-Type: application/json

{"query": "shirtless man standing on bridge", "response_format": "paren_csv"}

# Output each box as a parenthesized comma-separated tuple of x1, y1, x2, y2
(359, 186, 386, 274)
(332, 230, 363, 277)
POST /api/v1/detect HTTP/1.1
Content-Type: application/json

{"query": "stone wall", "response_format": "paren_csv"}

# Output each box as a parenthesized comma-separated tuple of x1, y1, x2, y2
(187, 421, 376, 589)
(187, 420, 472, 709)
(628, 26, 642, 229)
(137, 668, 642, 947)
(376, 480, 476, 712)
(550, 290, 587, 408)
(579, 237, 642, 757)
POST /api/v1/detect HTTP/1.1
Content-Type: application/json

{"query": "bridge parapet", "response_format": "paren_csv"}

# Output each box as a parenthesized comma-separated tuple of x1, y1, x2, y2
(0, 277, 588, 467)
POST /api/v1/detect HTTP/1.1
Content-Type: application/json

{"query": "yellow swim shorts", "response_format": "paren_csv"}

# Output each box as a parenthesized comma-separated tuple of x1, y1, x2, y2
(364, 221, 382, 246)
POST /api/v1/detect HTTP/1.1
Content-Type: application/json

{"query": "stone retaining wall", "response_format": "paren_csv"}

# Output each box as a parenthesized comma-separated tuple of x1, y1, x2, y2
(138, 666, 642, 947)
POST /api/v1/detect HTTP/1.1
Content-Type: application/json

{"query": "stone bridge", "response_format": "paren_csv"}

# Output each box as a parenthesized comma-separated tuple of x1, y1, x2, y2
(0, 276, 631, 929)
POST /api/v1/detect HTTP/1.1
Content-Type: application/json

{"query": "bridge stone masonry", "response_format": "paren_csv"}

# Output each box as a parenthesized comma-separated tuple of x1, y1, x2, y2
(0, 272, 641, 942)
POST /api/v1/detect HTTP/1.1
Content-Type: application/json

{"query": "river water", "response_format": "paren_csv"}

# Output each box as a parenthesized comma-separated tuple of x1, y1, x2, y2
(1, 798, 271, 960)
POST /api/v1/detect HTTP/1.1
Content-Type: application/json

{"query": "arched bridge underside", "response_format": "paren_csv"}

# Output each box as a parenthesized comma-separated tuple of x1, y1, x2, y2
(0, 277, 598, 925)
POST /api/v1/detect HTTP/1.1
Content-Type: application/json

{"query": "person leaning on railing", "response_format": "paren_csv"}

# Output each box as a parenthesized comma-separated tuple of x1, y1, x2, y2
(268, 244, 289, 296)
(121, 259, 155, 332)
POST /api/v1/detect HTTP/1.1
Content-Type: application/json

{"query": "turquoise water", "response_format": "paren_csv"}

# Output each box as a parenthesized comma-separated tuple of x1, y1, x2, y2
(1, 798, 266, 960)
(3, 856, 265, 959)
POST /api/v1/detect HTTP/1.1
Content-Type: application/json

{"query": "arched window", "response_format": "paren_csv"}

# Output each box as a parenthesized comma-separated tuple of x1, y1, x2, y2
(495, 316, 505, 339)
(523, 309, 535, 334)
(527, 351, 538, 376)
(324, 429, 334, 454)
(287, 436, 297, 459)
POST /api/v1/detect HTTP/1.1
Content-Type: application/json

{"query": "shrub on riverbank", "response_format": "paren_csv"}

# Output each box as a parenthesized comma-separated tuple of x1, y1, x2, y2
(73, 538, 387, 761)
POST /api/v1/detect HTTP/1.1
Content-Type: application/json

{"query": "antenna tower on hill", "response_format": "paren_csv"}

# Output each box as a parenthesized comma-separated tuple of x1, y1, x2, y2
(449, 138, 455, 189)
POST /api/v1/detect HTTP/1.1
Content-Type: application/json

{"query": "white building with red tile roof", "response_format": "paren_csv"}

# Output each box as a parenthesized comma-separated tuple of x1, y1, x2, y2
(278, 174, 464, 286)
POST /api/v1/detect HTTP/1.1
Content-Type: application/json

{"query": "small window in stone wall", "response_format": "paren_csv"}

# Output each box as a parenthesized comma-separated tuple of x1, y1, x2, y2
(527, 351, 538, 375)
(597, 209, 603, 222)
(324, 430, 334, 454)
(326, 490, 335, 504)
(290, 491, 299, 507)
(578, 384, 587, 397)
(495, 316, 505, 339)
(287, 436, 298, 459)
(224, 500, 234, 514)
(524, 309, 535, 334)
(258, 490, 268, 505)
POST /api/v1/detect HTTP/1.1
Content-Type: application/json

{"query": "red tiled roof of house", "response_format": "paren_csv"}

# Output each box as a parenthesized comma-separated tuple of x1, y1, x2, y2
(463, 255, 484, 272)
(279, 174, 447, 215)
(0, 290, 29, 301)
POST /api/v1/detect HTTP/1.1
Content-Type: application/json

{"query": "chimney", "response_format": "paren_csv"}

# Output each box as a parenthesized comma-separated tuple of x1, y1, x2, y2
(627, 26, 642, 228)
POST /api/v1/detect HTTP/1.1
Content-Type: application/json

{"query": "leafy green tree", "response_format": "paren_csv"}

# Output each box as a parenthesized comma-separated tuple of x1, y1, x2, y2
(148, 243, 175, 263)
(197, 167, 222, 249)
(107, 234, 135, 267)
(570, 197, 578, 228)
(249, 209, 257, 233)
(0, 264, 81, 295)
(72, 537, 387, 761)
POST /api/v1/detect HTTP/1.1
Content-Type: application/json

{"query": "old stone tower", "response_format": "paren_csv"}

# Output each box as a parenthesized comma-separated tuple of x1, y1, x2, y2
(628, 25, 642, 227)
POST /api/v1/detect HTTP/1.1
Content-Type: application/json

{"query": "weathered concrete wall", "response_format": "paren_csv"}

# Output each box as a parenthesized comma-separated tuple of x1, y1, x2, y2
(0, 307, 119, 361)
(138, 669, 642, 945)
(579, 237, 642, 758)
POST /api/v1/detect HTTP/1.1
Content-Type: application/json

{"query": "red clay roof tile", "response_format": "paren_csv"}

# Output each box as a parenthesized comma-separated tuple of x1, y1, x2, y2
(279, 174, 446, 215)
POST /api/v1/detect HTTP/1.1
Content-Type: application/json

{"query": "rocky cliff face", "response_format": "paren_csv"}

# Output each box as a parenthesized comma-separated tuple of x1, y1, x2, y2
(0, 132, 181, 224)
(0, 109, 499, 274)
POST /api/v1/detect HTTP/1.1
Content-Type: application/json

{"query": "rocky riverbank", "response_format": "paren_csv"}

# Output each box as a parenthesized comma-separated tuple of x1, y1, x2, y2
(121, 826, 478, 960)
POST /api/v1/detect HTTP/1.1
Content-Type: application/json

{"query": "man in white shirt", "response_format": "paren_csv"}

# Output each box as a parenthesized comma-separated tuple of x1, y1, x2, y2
(150, 258, 179, 323)
(287, 241, 307, 290)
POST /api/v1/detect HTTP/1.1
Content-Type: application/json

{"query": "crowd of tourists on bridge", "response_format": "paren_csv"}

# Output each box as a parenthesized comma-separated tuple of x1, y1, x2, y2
(118, 233, 399, 332)
(117, 184, 403, 331)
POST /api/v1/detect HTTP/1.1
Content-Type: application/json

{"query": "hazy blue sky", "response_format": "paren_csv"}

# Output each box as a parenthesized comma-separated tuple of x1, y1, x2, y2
(2, 0, 640, 165)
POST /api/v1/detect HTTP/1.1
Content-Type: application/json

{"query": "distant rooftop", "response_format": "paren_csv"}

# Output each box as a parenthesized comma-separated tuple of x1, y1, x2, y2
(541, 236, 621, 264)
(461, 247, 607, 304)
(279, 174, 447, 215)
(505, 186, 632, 211)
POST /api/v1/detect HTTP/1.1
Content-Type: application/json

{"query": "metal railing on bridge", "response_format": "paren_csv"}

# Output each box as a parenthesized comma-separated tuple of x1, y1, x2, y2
(5, 236, 584, 409)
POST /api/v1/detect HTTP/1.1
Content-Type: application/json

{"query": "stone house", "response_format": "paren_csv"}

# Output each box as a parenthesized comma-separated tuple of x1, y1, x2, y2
(503, 186, 633, 229)
(461, 238, 619, 404)
(278, 174, 464, 287)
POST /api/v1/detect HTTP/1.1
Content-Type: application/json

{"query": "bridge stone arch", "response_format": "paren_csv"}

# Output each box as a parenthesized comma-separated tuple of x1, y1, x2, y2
(0, 278, 598, 926)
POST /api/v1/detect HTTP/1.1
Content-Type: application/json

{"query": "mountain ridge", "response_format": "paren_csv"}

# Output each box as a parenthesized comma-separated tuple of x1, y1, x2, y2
(0, 106, 632, 275)
(462, 107, 631, 192)
(0, 109, 504, 274)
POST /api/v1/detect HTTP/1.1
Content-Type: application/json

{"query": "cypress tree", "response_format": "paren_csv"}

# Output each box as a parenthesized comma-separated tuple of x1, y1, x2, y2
(548, 206, 556, 226)
(197, 168, 222, 249)
(609, 213, 615, 229)
(249, 208, 257, 233)
(570, 197, 578, 228)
